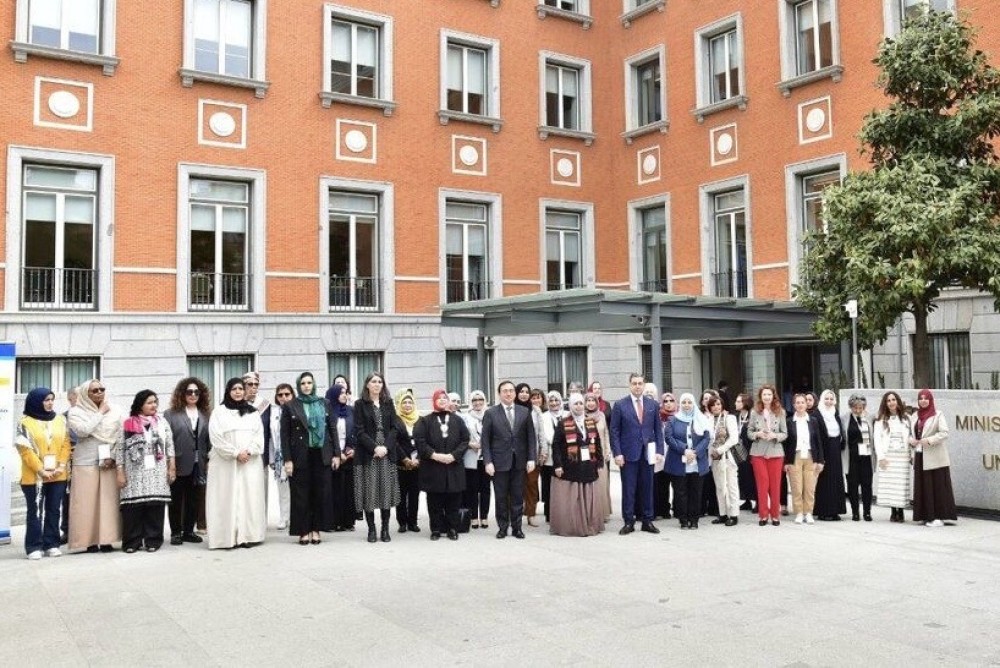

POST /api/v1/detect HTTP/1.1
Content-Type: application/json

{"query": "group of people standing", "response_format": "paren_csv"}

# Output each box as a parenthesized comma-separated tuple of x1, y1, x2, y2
(13, 369, 960, 559)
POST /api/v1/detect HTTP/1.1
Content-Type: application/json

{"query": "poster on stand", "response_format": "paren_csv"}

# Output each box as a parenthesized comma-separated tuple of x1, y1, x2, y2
(0, 342, 15, 545)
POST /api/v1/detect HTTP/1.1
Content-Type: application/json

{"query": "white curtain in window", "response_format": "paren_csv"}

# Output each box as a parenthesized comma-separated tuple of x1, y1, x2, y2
(222, 207, 247, 233)
(446, 46, 463, 89)
(25, 193, 57, 222)
(194, 0, 221, 42)
(331, 21, 351, 62)
(64, 196, 94, 224)
(467, 49, 486, 95)
(357, 25, 377, 67)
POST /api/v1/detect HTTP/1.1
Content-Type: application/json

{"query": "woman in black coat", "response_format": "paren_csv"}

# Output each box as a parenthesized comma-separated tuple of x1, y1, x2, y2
(844, 394, 875, 521)
(281, 372, 339, 545)
(414, 389, 470, 540)
(353, 371, 403, 543)
(163, 377, 211, 545)
(327, 382, 358, 531)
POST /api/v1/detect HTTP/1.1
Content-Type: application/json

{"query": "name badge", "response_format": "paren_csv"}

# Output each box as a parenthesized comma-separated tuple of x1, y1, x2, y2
(580, 448, 590, 462)
(97, 444, 111, 461)
(43, 454, 56, 470)
(144, 454, 156, 470)
(646, 441, 656, 465)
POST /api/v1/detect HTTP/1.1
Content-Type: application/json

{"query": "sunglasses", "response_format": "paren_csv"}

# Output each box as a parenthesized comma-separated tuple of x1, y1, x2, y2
(277, 391, 293, 398)
(185, 389, 201, 396)
(90, 387, 106, 393)
(244, 381, 259, 387)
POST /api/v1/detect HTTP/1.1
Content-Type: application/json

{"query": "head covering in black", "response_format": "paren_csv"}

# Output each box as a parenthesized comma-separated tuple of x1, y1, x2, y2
(24, 387, 56, 421)
(222, 377, 257, 415)
(514, 382, 532, 409)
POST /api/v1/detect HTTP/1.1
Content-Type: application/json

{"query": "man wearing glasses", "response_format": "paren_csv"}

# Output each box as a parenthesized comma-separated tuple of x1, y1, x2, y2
(243, 372, 275, 519)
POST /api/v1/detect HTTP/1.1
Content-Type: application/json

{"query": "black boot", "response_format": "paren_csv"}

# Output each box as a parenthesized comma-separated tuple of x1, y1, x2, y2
(380, 509, 391, 542)
(365, 512, 377, 543)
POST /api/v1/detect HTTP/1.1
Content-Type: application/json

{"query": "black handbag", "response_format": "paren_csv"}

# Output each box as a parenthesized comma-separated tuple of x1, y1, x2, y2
(457, 508, 472, 534)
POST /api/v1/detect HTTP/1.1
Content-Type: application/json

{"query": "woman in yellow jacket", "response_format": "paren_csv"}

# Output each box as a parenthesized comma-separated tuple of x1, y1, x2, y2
(15, 387, 71, 559)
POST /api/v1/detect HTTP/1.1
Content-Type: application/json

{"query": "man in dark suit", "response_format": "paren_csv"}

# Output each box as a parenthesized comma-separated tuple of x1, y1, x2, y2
(610, 372, 665, 534)
(481, 380, 537, 539)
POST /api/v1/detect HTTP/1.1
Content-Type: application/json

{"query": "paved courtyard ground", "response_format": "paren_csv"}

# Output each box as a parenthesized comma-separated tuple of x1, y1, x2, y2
(3, 474, 999, 667)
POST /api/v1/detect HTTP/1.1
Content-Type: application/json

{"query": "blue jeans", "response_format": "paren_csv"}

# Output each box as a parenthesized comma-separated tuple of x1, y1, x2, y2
(22, 482, 66, 554)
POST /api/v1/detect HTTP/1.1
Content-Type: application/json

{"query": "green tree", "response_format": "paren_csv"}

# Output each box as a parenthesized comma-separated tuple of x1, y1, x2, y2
(796, 11, 1000, 388)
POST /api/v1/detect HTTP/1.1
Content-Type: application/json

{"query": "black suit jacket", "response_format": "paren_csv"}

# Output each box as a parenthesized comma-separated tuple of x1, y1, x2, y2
(353, 399, 403, 465)
(784, 415, 825, 465)
(163, 408, 210, 478)
(481, 403, 537, 472)
(280, 398, 340, 469)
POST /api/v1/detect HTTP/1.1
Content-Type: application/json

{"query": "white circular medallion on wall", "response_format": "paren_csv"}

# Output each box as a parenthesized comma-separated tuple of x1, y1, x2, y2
(47, 91, 80, 119)
(556, 158, 575, 178)
(458, 145, 479, 166)
(805, 108, 827, 133)
(716, 132, 734, 156)
(641, 154, 658, 176)
(344, 129, 368, 153)
(209, 112, 237, 138)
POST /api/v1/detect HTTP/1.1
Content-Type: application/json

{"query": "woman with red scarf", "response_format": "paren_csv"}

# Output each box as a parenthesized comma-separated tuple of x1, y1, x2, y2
(116, 390, 176, 553)
(909, 389, 957, 527)
(549, 393, 605, 537)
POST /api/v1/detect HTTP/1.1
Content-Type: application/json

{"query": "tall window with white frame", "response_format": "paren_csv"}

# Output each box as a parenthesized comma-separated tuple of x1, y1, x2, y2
(798, 170, 840, 287)
(902, 0, 950, 21)
(546, 347, 588, 396)
(446, 349, 495, 405)
(188, 355, 252, 404)
(635, 57, 661, 127)
(194, 0, 253, 78)
(189, 179, 250, 311)
(544, 0, 578, 10)
(21, 165, 98, 311)
(545, 62, 580, 130)
(640, 205, 668, 292)
(17, 357, 99, 394)
(545, 210, 583, 291)
(712, 190, 747, 299)
(445, 201, 489, 304)
(330, 17, 379, 98)
(329, 191, 379, 311)
(29, 0, 101, 52)
(709, 29, 740, 103)
(795, 0, 833, 75)
(447, 42, 487, 116)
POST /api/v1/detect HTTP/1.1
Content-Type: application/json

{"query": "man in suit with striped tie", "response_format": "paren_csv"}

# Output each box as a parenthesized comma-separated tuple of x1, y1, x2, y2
(481, 380, 537, 539)
(610, 373, 665, 534)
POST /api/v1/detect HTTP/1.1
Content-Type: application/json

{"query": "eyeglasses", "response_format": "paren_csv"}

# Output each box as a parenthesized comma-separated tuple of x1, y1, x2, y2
(276, 391, 293, 398)
(663, 399, 674, 403)
(90, 387, 106, 393)
(244, 382, 259, 387)
(185, 389, 201, 396)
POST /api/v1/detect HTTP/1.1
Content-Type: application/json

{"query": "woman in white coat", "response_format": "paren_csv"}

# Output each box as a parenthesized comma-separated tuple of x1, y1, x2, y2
(707, 395, 740, 526)
(873, 391, 912, 523)
(207, 377, 267, 549)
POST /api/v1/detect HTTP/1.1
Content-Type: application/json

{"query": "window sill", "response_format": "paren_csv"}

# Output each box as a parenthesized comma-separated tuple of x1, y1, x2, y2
(438, 110, 503, 133)
(538, 126, 595, 146)
(10, 41, 119, 75)
(179, 68, 270, 98)
(319, 92, 397, 116)
(620, 0, 665, 28)
(536, 4, 593, 29)
(777, 65, 844, 98)
(692, 95, 749, 124)
(621, 119, 669, 145)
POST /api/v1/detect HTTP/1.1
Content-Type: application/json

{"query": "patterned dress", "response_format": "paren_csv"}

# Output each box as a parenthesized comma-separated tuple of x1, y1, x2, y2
(117, 423, 175, 506)
(355, 403, 401, 512)
(874, 415, 912, 508)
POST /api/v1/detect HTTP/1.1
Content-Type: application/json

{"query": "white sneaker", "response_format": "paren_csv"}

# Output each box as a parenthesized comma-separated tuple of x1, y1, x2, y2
(926, 519, 944, 527)
(804, 514, 815, 524)
(794, 513, 804, 524)
(45, 547, 62, 557)
(27, 550, 43, 560)
(276, 522, 287, 531)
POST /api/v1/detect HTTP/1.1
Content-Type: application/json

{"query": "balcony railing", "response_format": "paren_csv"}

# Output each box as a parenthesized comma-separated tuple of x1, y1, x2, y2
(329, 276, 380, 311)
(21, 267, 97, 310)
(637, 278, 670, 293)
(546, 281, 583, 292)
(712, 269, 748, 299)
(446, 279, 490, 304)
(189, 272, 250, 311)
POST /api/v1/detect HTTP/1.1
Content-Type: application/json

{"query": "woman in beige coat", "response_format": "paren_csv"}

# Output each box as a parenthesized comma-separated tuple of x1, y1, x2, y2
(909, 389, 957, 526)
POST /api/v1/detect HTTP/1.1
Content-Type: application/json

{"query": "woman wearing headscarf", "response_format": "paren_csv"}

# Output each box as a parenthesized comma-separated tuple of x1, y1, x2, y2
(115, 390, 175, 553)
(414, 389, 470, 540)
(707, 394, 740, 526)
(267, 383, 293, 531)
(164, 377, 211, 546)
(585, 391, 612, 521)
(783, 393, 824, 525)
(353, 371, 402, 543)
(734, 392, 756, 513)
(910, 389, 957, 527)
(748, 384, 788, 526)
(15, 387, 71, 559)
(67, 379, 123, 552)
(873, 391, 912, 523)
(813, 389, 847, 521)
(845, 394, 875, 521)
(539, 389, 564, 524)
(516, 383, 542, 527)
(653, 392, 676, 520)
(207, 377, 267, 549)
(282, 372, 338, 545)
(327, 383, 358, 532)
(395, 388, 422, 534)
(549, 393, 605, 537)
(462, 390, 490, 529)
(665, 393, 712, 529)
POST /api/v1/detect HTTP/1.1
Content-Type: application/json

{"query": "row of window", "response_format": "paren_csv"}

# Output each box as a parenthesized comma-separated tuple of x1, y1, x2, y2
(13, 1, 955, 135)
(10, 150, 849, 312)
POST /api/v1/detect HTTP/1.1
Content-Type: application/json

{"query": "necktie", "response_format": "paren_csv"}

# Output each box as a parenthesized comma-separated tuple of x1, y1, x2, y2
(635, 397, 643, 423)
(506, 406, 515, 429)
